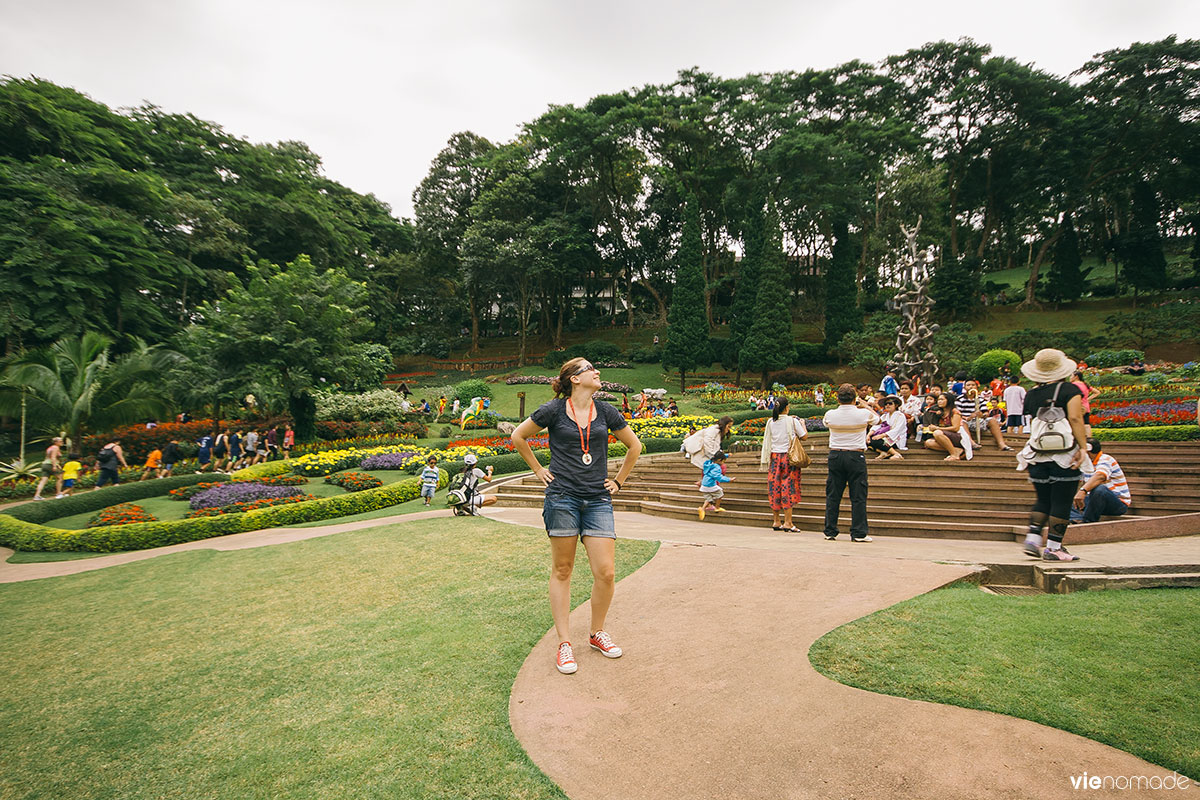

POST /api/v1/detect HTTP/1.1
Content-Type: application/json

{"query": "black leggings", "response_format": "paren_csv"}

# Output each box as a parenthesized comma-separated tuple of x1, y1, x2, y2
(1031, 478, 1078, 520)
(1027, 462, 1081, 542)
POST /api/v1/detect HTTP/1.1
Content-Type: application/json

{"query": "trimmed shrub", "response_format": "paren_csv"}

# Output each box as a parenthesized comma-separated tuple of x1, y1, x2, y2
(1084, 349, 1145, 369)
(1094, 426, 1199, 442)
(970, 349, 1022, 382)
(230, 459, 295, 480)
(792, 342, 827, 365)
(5, 473, 230, 524)
(454, 378, 492, 401)
(0, 471, 450, 553)
(628, 345, 663, 363)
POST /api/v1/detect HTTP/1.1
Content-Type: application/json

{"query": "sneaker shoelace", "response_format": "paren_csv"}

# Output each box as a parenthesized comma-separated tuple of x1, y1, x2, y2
(592, 631, 614, 649)
(558, 642, 575, 663)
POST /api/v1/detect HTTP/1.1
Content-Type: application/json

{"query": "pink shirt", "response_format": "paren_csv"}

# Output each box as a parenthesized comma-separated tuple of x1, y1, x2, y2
(1072, 380, 1090, 412)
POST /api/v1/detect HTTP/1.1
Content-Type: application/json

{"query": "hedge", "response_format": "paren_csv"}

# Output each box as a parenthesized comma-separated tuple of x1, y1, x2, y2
(4, 473, 232, 524)
(1093, 426, 1199, 442)
(0, 470, 449, 553)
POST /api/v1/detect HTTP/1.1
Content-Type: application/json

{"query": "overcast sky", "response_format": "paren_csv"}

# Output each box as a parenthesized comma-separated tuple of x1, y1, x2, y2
(1, 0, 1195, 219)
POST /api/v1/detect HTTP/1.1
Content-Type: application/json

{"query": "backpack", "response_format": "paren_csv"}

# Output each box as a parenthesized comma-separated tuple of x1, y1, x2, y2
(1029, 383, 1074, 454)
(445, 472, 479, 516)
(97, 446, 118, 467)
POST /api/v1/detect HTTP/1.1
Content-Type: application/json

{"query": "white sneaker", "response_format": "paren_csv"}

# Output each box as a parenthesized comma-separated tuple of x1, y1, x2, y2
(556, 641, 578, 674)
(55, 493, 66, 499)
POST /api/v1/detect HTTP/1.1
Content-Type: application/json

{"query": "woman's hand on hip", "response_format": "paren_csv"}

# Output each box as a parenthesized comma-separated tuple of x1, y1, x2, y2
(604, 478, 621, 495)
(536, 467, 555, 486)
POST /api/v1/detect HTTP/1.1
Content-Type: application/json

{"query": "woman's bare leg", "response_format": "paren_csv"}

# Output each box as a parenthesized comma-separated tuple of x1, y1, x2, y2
(549, 536, 578, 643)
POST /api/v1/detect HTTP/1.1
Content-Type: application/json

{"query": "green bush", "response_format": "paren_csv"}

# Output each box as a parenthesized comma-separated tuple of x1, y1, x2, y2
(1084, 349, 1144, 369)
(581, 339, 622, 362)
(971, 349, 1022, 382)
(728, 409, 771, 423)
(1094, 426, 1199, 442)
(454, 378, 492, 401)
(4, 473, 231, 525)
(0, 471, 449, 553)
(792, 342, 827, 365)
(232, 460, 295, 480)
(628, 345, 663, 363)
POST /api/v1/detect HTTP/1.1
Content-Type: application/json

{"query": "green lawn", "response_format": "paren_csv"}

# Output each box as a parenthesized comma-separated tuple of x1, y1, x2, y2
(0, 519, 660, 799)
(809, 583, 1200, 780)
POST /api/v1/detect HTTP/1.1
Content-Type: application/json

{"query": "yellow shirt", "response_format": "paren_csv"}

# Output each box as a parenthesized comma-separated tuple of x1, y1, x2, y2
(61, 460, 82, 481)
(144, 449, 162, 468)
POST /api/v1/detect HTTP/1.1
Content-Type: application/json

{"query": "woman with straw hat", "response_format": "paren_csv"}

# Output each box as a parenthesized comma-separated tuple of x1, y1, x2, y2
(1015, 348, 1093, 562)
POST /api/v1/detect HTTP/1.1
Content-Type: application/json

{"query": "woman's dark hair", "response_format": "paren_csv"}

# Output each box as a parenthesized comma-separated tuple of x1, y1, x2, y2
(939, 391, 958, 409)
(883, 396, 900, 410)
(772, 396, 790, 421)
(550, 357, 590, 398)
(717, 415, 734, 433)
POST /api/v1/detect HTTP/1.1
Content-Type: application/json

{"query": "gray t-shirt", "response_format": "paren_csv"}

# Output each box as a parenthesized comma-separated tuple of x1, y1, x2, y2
(530, 398, 628, 498)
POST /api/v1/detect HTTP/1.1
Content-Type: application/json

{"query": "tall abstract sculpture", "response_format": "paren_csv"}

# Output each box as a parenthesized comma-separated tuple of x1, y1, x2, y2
(887, 216, 940, 386)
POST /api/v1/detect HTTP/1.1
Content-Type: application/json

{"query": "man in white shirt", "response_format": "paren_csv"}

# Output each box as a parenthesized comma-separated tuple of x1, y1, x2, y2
(1002, 376, 1026, 433)
(822, 384, 880, 542)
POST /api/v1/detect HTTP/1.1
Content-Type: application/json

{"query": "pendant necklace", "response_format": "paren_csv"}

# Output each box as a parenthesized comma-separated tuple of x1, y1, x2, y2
(566, 398, 595, 465)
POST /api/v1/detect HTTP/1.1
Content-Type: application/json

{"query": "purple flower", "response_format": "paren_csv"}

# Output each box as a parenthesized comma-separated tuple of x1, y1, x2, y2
(190, 482, 305, 510)
(360, 451, 417, 470)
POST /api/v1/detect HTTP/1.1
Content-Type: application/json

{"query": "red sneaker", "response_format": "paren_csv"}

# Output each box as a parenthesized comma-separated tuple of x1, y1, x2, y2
(556, 641, 578, 674)
(588, 630, 623, 658)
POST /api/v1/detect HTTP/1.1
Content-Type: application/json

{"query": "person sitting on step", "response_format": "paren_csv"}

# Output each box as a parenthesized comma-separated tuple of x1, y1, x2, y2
(868, 396, 906, 460)
(923, 392, 966, 461)
(1069, 439, 1132, 524)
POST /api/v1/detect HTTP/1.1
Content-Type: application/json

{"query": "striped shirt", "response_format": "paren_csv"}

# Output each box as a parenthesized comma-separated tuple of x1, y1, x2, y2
(421, 466, 440, 488)
(955, 393, 977, 420)
(1094, 454, 1132, 505)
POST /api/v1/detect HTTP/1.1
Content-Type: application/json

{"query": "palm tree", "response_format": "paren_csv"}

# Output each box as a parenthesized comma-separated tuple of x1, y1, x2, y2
(0, 332, 182, 446)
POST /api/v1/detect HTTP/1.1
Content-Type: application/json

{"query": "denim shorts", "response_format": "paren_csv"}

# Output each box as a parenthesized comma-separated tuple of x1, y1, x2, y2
(543, 492, 616, 539)
(420, 484, 435, 498)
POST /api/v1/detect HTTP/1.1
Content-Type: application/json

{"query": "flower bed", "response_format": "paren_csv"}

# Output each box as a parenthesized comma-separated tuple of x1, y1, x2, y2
(314, 421, 427, 441)
(0, 472, 449, 553)
(168, 474, 308, 500)
(359, 452, 419, 470)
(86, 503, 157, 528)
(735, 416, 827, 436)
(292, 444, 503, 477)
(1091, 401, 1196, 428)
(293, 434, 420, 457)
(189, 483, 306, 510)
(628, 415, 717, 439)
(185, 495, 318, 518)
(81, 420, 217, 463)
(504, 375, 633, 393)
(325, 472, 384, 492)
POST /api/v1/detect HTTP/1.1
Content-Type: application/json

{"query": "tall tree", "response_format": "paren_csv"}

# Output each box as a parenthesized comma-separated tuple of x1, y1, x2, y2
(930, 254, 982, 320)
(739, 205, 794, 389)
(1045, 212, 1086, 303)
(728, 190, 765, 384)
(661, 197, 710, 392)
(1120, 181, 1169, 300)
(824, 219, 861, 352)
(187, 256, 378, 441)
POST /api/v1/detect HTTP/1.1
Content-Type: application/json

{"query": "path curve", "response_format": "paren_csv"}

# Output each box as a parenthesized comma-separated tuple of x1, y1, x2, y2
(501, 509, 1182, 799)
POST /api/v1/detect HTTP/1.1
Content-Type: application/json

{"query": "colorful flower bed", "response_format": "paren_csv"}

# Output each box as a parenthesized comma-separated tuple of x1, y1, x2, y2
(293, 434, 421, 457)
(185, 495, 318, 518)
(735, 416, 827, 436)
(628, 415, 717, 439)
(314, 421, 426, 441)
(325, 472, 384, 492)
(698, 386, 824, 407)
(292, 444, 505, 477)
(189, 482, 306, 511)
(81, 420, 217, 464)
(504, 375, 633, 393)
(167, 474, 308, 500)
(359, 452, 419, 470)
(447, 435, 550, 451)
(86, 503, 158, 528)
(1091, 401, 1197, 429)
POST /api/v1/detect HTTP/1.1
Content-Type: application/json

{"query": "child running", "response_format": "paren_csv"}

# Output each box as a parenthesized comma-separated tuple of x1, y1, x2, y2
(58, 453, 83, 497)
(698, 450, 733, 520)
(140, 447, 163, 481)
(420, 456, 440, 506)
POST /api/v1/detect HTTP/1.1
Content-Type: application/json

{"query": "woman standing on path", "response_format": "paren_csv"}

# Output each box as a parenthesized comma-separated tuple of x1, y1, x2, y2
(512, 357, 643, 676)
(1018, 349, 1090, 562)
(759, 396, 808, 532)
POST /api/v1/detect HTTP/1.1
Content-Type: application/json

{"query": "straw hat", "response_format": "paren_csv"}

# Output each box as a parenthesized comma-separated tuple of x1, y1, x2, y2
(1021, 348, 1077, 383)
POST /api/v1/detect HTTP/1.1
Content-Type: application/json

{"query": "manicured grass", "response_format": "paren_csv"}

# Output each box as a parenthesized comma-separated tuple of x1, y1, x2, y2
(809, 584, 1200, 779)
(0, 518, 660, 799)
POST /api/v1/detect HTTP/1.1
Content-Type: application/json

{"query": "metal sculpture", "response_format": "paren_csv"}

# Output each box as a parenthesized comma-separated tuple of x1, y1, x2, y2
(887, 216, 940, 386)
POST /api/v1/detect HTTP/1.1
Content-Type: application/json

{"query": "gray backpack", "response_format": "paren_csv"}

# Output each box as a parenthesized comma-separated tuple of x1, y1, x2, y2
(1029, 383, 1074, 454)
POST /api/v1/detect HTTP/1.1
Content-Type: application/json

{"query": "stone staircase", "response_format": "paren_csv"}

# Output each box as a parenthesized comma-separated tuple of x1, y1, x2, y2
(491, 434, 1200, 543)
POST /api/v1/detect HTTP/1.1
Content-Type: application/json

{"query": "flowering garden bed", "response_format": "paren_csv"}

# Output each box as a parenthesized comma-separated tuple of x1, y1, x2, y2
(86, 503, 157, 528)
(325, 472, 384, 492)
(185, 495, 318, 518)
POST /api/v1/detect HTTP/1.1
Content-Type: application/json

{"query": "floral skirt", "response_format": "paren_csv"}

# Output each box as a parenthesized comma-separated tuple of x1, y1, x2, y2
(767, 452, 802, 510)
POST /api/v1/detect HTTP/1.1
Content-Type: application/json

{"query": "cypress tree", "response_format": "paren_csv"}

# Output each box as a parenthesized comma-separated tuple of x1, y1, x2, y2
(728, 192, 765, 384)
(1123, 181, 1169, 299)
(1046, 212, 1084, 303)
(661, 196, 710, 393)
(740, 204, 794, 389)
(930, 253, 982, 320)
(824, 218, 861, 352)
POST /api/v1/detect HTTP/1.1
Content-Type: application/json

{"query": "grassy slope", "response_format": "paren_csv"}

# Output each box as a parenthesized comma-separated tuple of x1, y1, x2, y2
(809, 583, 1200, 780)
(0, 519, 659, 800)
